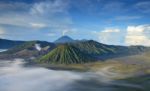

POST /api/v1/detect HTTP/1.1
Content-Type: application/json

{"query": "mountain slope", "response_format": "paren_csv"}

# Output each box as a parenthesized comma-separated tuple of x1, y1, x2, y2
(1, 38, 149, 64)
(0, 38, 24, 49)
(54, 36, 74, 43)
(0, 41, 56, 59)
(39, 44, 95, 64)
(38, 40, 150, 64)
(71, 40, 149, 56)
(71, 40, 117, 55)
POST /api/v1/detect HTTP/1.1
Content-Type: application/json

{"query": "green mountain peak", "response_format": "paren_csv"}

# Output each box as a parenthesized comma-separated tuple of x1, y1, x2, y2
(39, 44, 95, 64)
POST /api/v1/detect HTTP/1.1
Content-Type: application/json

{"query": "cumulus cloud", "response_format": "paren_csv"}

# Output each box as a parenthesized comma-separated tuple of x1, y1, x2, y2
(92, 28, 124, 45)
(125, 25, 150, 46)
(92, 25, 150, 46)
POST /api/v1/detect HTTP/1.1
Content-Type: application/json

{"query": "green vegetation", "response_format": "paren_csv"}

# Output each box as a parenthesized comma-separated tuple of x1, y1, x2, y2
(38, 40, 150, 64)
(71, 40, 116, 55)
(1, 37, 150, 65)
(39, 44, 95, 64)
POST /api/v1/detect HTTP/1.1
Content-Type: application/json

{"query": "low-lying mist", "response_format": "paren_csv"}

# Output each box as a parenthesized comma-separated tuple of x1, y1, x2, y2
(0, 59, 143, 91)
(0, 49, 7, 52)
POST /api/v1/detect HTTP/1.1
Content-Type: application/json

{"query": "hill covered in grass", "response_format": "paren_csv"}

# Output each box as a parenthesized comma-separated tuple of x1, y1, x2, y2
(71, 40, 117, 55)
(39, 44, 95, 64)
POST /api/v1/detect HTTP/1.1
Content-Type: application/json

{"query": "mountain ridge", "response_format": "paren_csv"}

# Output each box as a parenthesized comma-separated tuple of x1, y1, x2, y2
(0, 38, 25, 49)
(38, 40, 150, 64)
(0, 36, 150, 64)
(0, 41, 56, 59)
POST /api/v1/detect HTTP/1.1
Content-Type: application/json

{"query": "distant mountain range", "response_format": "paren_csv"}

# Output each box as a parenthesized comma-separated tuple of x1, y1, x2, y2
(0, 41, 55, 59)
(0, 36, 74, 49)
(0, 36, 150, 64)
(0, 38, 24, 49)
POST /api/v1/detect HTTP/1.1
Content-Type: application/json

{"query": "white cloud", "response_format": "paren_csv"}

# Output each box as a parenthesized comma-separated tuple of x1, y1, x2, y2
(0, 0, 72, 34)
(92, 25, 150, 46)
(35, 44, 41, 51)
(92, 28, 123, 45)
(30, 23, 47, 29)
(0, 0, 75, 42)
(125, 25, 150, 46)
(30, 0, 68, 15)
(62, 30, 68, 36)
(101, 29, 120, 33)
(62, 28, 77, 36)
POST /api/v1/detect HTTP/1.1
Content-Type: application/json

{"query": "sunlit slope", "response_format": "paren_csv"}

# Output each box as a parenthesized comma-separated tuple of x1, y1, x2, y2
(71, 40, 116, 55)
(39, 44, 95, 64)
(69, 40, 149, 57)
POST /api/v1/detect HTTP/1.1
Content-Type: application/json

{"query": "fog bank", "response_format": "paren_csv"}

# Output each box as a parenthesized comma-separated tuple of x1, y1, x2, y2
(0, 59, 142, 91)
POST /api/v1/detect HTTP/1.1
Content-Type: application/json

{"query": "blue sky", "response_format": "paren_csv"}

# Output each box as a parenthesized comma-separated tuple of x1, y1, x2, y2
(0, 0, 150, 45)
